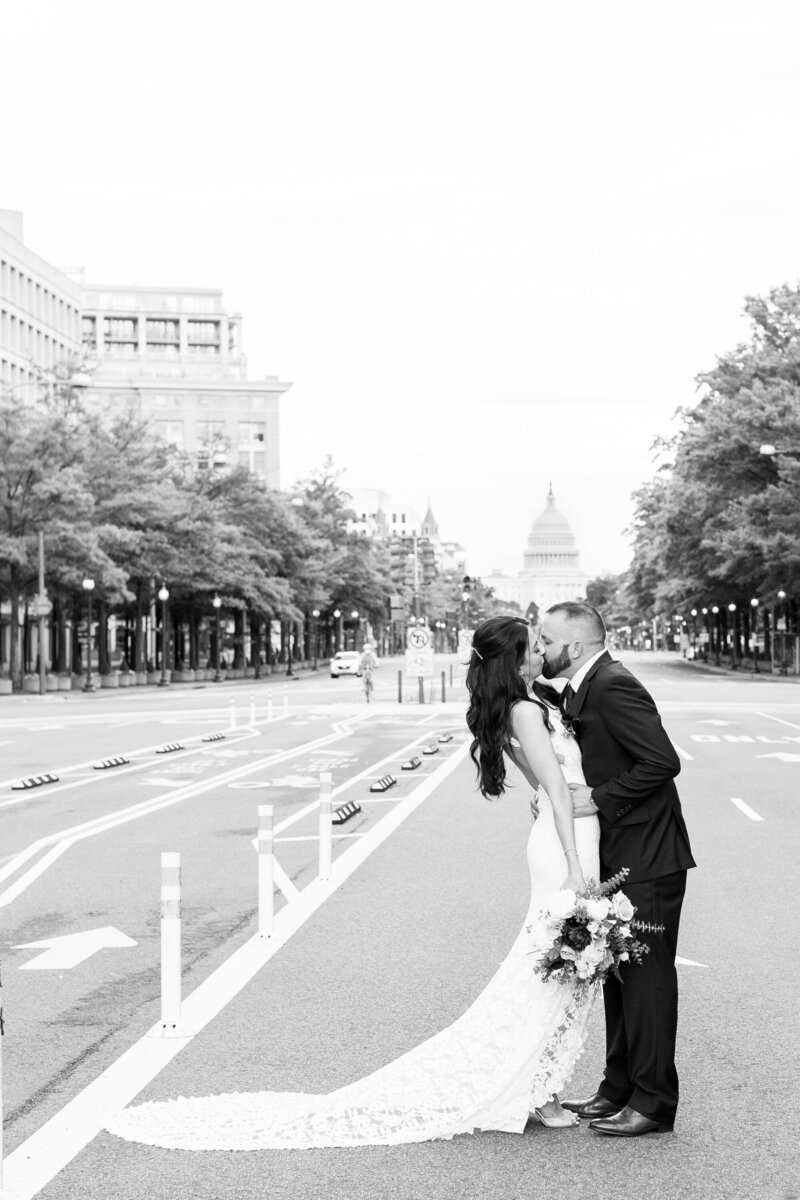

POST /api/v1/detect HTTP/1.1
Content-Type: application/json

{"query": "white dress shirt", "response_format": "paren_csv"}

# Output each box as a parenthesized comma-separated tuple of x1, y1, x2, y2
(567, 648, 607, 694)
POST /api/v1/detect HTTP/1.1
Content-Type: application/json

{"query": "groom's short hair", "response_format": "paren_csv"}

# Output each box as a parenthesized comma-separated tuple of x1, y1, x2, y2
(546, 602, 606, 646)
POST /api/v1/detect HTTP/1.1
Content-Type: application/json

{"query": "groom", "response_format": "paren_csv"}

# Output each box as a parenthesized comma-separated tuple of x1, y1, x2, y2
(537, 602, 695, 1137)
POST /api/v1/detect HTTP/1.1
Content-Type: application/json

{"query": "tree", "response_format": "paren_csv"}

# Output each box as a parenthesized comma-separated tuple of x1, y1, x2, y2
(628, 282, 800, 617)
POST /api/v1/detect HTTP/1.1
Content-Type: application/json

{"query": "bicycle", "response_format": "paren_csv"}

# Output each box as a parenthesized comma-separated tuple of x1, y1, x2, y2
(362, 665, 374, 702)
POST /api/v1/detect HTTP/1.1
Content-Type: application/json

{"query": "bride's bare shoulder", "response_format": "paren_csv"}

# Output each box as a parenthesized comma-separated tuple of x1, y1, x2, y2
(509, 698, 548, 737)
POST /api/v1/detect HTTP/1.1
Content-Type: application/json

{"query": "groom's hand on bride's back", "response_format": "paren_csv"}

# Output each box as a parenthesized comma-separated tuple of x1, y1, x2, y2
(569, 784, 598, 818)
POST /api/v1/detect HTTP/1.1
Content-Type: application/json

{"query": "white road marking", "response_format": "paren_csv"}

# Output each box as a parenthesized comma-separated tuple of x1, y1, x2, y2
(14, 926, 136, 970)
(0, 715, 433, 908)
(0, 744, 470, 1200)
(697, 719, 733, 726)
(730, 797, 764, 822)
(672, 743, 694, 761)
(0, 730, 361, 907)
(0, 728, 261, 807)
(675, 955, 708, 967)
(274, 833, 365, 842)
(756, 752, 800, 762)
(755, 710, 800, 731)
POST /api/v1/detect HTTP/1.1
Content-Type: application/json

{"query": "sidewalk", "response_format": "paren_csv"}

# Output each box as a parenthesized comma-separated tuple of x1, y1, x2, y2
(681, 654, 800, 683)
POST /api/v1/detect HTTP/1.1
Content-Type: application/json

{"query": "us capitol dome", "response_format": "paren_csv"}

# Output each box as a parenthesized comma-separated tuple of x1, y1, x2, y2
(485, 484, 588, 615)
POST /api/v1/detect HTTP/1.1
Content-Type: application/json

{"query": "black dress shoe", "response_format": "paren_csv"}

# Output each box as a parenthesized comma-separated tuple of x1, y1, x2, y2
(561, 1093, 623, 1119)
(589, 1105, 673, 1137)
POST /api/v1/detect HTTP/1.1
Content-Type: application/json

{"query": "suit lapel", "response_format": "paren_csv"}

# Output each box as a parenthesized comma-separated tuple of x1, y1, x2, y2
(566, 650, 613, 717)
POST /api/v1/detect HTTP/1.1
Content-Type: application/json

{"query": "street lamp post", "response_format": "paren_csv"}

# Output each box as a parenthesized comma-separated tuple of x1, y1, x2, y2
(750, 598, 760, 673)
(711, 605, 720, 666)
(728, 602, 738, 670)
(701, 607, 709, 661)
(158, 585, 170, 686)
(690, 609, 697, 660)
(333, 608, 342, 653)
(212, 595, 222, 681)
(351, 610, 359, 651)
(82, 578, 95, 692)
(777, 589, 788, 674)
(311, 609, 320, 670)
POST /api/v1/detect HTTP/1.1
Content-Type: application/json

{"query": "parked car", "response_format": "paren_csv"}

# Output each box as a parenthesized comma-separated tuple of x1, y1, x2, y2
(330, 651, 362, 678)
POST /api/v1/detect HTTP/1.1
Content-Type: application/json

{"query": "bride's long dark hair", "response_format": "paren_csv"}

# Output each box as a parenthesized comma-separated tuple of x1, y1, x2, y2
(465, 615, 557, 799)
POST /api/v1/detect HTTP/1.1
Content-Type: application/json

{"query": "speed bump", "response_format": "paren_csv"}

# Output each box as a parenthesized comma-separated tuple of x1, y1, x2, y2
(401, 756, 422, 771)
(369, 774, 397, 793)
(155, 743, 184, 754)
(202, 732, 226, 742)
(11, 773, 59, 790)
(422, 744, 440, 756)
(438, 733, 454, 743)
(93, 756, 130, 770)
(333, 800, 362, 824)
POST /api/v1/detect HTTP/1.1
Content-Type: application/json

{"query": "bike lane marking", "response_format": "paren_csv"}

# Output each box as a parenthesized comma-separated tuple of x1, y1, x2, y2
(0, 741, 470, 1200)
(0, 719, 372, 908)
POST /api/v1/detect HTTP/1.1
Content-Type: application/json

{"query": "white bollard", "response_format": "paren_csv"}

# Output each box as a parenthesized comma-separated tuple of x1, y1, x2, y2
(250, 691, 256, 725)
(229, 698, 236, 731)
(318, 772, 333, 882)
(159, 851, 183, 1036)
(258, 804, 274, 938)
(282, 686, 289, 714)
(267, 695, 273, 721)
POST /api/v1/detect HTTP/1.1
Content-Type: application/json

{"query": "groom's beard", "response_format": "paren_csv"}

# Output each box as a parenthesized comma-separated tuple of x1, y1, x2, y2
(541, 645, 571, 679)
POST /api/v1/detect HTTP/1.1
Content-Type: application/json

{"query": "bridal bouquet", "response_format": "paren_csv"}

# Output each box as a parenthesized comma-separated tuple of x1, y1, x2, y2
(528, 869, 661, 991)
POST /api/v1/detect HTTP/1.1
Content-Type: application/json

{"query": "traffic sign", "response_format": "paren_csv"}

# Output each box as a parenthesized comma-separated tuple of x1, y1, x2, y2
(405, 647, 434, 678)
(407, 626, 430, 650)
(33, 592, 53, 617)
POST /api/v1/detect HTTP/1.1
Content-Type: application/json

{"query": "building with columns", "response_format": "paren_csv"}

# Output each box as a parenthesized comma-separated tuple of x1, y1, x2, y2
(80, 283, 291, 486)
(487, 485, 588, 615)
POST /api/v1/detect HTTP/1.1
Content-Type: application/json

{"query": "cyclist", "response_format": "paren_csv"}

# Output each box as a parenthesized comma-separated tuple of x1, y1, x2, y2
(359, 644, 379, 700)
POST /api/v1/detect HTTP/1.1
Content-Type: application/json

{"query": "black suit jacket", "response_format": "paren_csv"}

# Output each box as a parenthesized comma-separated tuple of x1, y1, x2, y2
(565, 652, 695, 885)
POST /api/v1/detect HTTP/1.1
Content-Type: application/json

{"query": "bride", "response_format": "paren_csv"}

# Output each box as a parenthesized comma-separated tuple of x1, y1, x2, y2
(107, 615, 600, 1150)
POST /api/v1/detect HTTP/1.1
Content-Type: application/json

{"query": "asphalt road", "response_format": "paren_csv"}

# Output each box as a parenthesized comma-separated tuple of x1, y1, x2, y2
(1, 654, 798, 1199)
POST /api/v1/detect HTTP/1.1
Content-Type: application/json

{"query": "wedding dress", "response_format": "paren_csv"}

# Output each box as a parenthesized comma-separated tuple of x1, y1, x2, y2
(107, 713, 600, 1150)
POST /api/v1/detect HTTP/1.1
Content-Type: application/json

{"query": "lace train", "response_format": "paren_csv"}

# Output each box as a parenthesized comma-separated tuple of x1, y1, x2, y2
(107, 717, 600, 1151)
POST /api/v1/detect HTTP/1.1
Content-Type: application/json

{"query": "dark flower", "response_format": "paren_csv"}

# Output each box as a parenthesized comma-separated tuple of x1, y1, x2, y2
(564, 918, 592, 951)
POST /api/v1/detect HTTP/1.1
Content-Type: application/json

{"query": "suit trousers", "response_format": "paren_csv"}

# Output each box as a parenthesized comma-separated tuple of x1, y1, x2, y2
(597, 870, 687, 1125)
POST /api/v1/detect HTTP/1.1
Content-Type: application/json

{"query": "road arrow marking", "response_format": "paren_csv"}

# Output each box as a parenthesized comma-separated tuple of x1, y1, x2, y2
(676, 956, 708, 967)
(756, 753, 800, 762)
(14, 926, 136, 970)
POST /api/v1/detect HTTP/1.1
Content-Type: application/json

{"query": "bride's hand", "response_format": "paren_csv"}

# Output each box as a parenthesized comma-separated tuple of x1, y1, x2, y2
(562, 866, 586, 894)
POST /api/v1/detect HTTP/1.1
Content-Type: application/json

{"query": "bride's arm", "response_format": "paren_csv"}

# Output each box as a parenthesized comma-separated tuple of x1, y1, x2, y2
(511, 701, 586, 893)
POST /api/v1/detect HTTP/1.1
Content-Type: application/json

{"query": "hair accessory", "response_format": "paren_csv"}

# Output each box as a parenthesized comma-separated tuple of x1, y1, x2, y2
(473, 646, 484, 661)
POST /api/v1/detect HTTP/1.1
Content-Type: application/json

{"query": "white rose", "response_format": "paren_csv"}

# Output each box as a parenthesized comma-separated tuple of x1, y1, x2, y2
(612, 892, 635, 922)
(583, 897, 611, 923)
(547, 889, 577, 920)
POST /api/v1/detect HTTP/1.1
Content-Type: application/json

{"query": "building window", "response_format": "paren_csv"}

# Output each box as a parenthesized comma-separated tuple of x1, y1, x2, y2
(187, 320, 220, 350)
(103, 317, 138, 342)
(82, 316, 97, 349)
(237, 421, 265, 445)
(155, 420, 184, 447)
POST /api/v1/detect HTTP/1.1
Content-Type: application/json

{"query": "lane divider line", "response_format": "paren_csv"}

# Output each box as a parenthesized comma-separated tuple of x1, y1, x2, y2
(672, 743, 694, 761)
(730, 797, 764, 822)
(0, 742, 470, 1200)
(0, 729, 365, 907)
(755, 710, 800, 733)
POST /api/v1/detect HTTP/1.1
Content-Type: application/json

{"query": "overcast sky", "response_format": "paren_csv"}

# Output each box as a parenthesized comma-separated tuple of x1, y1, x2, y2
(3, 1, 799, 579)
